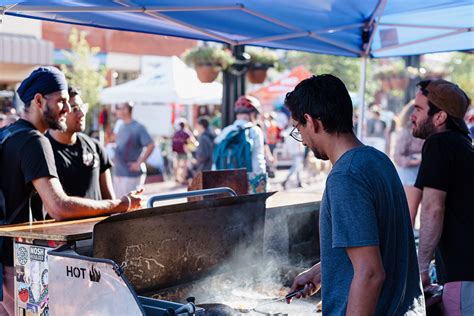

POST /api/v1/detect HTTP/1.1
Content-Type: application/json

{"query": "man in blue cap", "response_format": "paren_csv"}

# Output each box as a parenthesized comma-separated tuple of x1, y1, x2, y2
(0, 67, 144, 315)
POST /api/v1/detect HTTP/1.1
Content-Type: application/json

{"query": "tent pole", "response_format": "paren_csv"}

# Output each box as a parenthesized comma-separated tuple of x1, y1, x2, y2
(357, 56, 367, 141)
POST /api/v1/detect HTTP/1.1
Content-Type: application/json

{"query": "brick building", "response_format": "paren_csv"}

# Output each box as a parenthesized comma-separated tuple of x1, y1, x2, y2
(0, 16, 196, 110)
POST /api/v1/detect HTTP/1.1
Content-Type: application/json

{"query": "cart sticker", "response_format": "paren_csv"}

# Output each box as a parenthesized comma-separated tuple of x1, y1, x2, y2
(30, 247, 45, 262)
(18, 287, 29, 303)
(15, 265, 25, 283)
(28, 286, 48, 305)
(27, 303, 39, 313)
(89, 265, 101, 282)
(41, 269, 48, 287)
(41, 307, 49, 316)
(16, 246, 28, 265)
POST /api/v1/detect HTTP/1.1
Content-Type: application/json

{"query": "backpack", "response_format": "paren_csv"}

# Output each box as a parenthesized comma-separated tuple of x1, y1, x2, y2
(0, 125, 33, 301)
(213, 126, 253, 172)
(0, 125, 34, 223)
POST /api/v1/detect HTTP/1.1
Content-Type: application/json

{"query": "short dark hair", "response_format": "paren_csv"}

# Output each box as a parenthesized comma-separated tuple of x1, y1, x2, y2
(417, 80, 457, 130)
(284, 74, 354, 134)
(198, 117, 210, 129)
(68, 86, 80, 98)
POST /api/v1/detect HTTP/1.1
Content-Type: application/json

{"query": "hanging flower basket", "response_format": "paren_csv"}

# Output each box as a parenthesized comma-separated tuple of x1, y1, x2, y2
(246, 48, 278, 84)
(196, 64, 220, 83)
(247, 67, 268, 84)
(182, 46, 234, 83)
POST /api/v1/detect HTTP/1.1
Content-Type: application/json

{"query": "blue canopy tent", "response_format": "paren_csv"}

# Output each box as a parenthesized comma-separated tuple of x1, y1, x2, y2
(2, 0, 473, 135)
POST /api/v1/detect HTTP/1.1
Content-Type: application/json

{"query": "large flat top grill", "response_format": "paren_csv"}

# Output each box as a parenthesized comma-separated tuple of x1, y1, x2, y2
(90, 192, 320, 315)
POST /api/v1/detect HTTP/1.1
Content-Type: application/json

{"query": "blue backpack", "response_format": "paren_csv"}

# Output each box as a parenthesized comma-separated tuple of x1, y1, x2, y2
(213, 126, 253, 172)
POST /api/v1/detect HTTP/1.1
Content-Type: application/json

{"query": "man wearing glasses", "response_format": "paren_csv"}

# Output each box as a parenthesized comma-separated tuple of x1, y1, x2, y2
(45, 87, 116, 217)
(286, 75, 424, 315)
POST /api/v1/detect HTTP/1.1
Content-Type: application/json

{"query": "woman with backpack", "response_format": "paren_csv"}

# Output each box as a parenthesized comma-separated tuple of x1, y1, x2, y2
(213, 95, 267, 193)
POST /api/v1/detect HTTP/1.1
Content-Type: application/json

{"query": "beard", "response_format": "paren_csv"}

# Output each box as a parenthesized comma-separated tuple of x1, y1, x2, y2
(43, 103, 67, 132)
(412, 116, 435, 139)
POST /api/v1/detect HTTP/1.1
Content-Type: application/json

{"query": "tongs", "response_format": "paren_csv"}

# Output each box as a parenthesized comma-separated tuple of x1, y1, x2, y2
(234, 289, 305, 313)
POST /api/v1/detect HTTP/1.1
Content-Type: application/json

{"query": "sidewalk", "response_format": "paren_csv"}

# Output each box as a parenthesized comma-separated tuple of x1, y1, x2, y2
(142, 169, 327, 206)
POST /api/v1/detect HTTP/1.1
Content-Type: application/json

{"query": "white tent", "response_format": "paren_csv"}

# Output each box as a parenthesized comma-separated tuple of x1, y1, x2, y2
(100, 56, 222, 105)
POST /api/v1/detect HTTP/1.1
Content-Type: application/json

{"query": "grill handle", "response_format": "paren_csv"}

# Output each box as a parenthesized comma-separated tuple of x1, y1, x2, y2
(147, 187, 237, 208)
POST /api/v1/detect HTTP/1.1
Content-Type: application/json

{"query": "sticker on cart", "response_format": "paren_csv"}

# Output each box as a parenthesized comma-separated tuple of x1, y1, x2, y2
(29, 261, 43, 303)
(30, 247, 46, 262)
(16, 246, 29, 265)
(41, 269, 48, 287)
(18, 286, 29, 303)
(15, 265, 25, 283)
(41, 306, 49, 316)
(41, 307, 49, 316)
(27, 303, 39, 313)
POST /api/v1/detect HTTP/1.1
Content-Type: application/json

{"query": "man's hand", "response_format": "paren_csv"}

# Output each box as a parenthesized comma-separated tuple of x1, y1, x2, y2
(420, 270, 431, 289)
(121, 188, 145, 211)
(287, 263, 321, 303)
(129, 161, 142, 172)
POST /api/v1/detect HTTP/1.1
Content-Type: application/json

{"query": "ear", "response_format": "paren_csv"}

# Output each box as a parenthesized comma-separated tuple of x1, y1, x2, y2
(304, 113, 319, 133)
(435, 111, 448, 127)
(32, 93, 45, 110)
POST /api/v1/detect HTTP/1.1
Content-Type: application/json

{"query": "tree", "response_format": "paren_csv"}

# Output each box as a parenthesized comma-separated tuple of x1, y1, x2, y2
(281, 51, 379, 105)
(446, 52, 474, 99)
(60, 28, 107, 131)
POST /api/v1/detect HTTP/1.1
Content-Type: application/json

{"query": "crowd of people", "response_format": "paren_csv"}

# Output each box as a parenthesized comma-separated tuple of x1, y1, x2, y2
(0, 65, 472, 315)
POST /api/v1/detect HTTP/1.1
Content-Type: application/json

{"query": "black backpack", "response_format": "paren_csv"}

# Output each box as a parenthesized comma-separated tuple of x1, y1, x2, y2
(0, 125, 34, 225)
(0, 125, 34, 301)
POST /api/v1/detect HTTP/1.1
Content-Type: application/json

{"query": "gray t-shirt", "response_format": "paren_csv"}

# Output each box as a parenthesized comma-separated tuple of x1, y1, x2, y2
(114, 120, 153, 177)
(319, 146, 425, 315)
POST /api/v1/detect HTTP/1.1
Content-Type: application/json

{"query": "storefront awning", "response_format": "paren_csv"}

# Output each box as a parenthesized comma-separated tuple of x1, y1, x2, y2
(0, 33, 53, 65)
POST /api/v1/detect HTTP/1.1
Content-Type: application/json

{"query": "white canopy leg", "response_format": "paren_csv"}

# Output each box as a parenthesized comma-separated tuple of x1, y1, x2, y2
(357, 56, 368, 141)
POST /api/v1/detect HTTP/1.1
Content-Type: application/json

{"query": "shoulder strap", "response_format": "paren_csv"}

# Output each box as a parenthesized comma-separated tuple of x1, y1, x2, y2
(0, 126, 32, 145)
(5, 190, 36, 225)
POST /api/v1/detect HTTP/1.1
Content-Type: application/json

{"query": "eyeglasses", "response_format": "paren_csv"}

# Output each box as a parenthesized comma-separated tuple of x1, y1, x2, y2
(290, 123, 303, 142)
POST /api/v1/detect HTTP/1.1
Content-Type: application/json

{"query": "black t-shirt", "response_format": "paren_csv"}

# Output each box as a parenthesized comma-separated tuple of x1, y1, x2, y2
(46, 132, 112, 201)
(0, 119, 58, 265)
(415, 130, 474, 282)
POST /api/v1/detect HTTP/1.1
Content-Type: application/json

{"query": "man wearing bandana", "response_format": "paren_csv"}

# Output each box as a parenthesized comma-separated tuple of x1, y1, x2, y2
(44, 87, 115, 212)
(0, 67, 144, 315)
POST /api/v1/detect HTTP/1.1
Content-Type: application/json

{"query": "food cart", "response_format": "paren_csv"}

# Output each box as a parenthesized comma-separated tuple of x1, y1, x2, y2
(0, 190, 321, 315)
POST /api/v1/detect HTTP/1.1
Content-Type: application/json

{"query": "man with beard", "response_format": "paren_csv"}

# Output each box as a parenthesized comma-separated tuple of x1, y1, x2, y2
(411, 79, 474, 314)
(286, 75, 424, 315)
(0, 67, 143, 315)
(45, 87, 115, 213)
